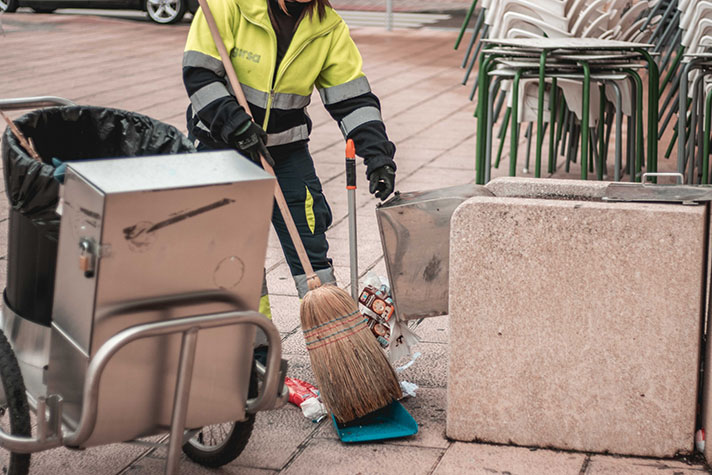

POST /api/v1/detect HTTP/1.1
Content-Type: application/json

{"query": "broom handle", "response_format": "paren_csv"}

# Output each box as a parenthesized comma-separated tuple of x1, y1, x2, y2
(197, 0, 320, 289)
(0, 110, 42, 162)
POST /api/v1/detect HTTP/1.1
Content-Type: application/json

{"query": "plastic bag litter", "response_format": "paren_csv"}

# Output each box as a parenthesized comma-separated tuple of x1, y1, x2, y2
(300, 397, 328, 421)
(359, 272, 420, 364)
(399, 381, 418, 398)
(285, 377, 328, 422)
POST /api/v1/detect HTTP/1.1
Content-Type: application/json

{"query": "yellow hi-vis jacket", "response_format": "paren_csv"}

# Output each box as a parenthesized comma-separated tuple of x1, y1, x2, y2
(183, 0, 396, 176)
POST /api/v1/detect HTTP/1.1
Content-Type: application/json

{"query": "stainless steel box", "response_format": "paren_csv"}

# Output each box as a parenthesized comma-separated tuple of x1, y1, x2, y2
(376, 184, 492, 321)
(46, 151, 276, 447)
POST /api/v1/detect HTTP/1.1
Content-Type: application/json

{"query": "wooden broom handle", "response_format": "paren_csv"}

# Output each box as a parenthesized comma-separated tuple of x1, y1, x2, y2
(196, 0, 320, 288)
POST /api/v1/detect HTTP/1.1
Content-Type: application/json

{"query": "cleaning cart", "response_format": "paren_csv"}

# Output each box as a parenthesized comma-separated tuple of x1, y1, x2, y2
(0, 98, 288, 475)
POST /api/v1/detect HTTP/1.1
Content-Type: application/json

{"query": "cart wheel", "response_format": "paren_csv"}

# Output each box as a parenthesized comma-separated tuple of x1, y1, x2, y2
(0, 331, 31, 475)
(182, 368, 257, 468)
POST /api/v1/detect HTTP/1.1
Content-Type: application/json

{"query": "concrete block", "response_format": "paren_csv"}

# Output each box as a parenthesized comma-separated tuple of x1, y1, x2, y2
(702, 207, 712, 464)
(447, 195, 705, 457)
(486, 176, 609, 200)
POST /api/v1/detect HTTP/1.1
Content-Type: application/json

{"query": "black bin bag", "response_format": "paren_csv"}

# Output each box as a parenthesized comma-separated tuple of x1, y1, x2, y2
(1, 106, 196, 326)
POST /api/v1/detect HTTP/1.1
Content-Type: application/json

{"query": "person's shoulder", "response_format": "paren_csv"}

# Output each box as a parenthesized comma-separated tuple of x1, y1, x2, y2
(207, 0, 242, 14)
(322, 4, 344, 24)
(233, 0, 267, 16)
(319, 5, 349, 33)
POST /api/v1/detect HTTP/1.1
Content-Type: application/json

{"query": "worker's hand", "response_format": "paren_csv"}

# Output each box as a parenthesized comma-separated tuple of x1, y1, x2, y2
(232, 120, 274, 167)
(369, 165, 395, 201)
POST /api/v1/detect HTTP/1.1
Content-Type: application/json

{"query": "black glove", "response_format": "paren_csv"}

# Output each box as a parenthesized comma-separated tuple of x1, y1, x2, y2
(232, 120, 274, 167)
(369, 165, 395, 201)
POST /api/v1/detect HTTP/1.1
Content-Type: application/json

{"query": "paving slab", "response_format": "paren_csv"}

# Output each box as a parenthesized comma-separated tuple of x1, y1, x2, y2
(399, 166, 474, 192)
(131, 403, 320, 473)
(411, 315, 449, 344)
(585, 455, 710, 474)
(26, 445, 145, 474)
(280, 330, 308, 357)
(265, 294, 301, 334)
(397, 342, 448, 389)
(265, 263, 299, 297)
(432, 442, 586, 475)
(283, 438, 444, 475)
(0, 199, 9, 222)
(226, 408, 321, 471)
(283, 354, 318, 385)
(130, 454, 278, 475)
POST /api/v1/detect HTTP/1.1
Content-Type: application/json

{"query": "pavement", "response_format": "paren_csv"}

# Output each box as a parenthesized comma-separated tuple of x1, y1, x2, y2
(0, 8, 710, 475)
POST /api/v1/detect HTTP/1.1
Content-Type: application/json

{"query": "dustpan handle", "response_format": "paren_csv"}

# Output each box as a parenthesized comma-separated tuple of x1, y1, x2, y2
(196, 0, 320, 289)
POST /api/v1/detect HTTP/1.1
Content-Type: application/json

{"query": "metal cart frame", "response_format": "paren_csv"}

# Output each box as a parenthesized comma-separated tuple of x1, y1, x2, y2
(0, 97, 288, 474)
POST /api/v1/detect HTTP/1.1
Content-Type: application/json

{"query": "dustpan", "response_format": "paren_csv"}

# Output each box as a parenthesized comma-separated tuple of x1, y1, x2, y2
(331, 400, 418, 443)
(376, 184, 492, 322)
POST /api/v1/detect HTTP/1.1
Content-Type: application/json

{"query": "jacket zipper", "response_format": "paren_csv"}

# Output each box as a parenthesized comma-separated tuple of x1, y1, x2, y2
(253, 20, 339, 131)
(243, 15, 278, 130)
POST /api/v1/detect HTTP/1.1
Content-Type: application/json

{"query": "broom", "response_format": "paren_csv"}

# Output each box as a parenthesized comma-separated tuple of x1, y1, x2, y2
(196, 0, 402, 423)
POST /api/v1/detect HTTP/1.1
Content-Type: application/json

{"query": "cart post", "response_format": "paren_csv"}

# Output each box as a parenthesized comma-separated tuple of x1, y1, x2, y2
(165, 328, 200, 475)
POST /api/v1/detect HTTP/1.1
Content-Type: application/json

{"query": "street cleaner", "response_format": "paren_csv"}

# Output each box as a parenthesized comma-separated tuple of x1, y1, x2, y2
(182, 0, 397, 326)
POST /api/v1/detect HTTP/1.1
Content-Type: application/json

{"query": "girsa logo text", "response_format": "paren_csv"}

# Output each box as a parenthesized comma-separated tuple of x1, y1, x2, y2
(231, 48, 261, 63)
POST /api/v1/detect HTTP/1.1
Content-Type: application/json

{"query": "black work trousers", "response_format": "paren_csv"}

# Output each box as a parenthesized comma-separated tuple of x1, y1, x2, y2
(269, 143, 333, 279)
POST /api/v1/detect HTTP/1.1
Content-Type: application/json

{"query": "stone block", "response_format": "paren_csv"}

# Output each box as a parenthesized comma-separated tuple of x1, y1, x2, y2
(447, 194, 705, 457)
(486, 176, 609, 200)
(702, 214, 712, 464)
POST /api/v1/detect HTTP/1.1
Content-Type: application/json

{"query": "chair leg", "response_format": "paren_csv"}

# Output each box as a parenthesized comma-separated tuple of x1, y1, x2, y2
(548, 80, 559, 175)
(566, 122, 579, 173)
(524, 122, 533, 174)
(495, 107, 511, 170)
(455, 0, 480, 51)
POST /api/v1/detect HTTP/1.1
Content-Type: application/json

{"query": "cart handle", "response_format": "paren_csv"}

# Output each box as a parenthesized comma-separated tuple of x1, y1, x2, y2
(0, 96, 76, 111)
(64, 309, 285, 447)
(0, 301, 286, 453)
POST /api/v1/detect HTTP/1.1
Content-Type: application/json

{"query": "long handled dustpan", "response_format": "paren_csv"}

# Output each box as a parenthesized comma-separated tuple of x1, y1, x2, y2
(332, 400, 417, 443)
(334, 141, 418, 443)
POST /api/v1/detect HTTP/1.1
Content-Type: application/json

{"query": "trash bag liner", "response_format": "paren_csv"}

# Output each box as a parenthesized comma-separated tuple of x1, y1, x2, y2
(1, 106, 196, 326)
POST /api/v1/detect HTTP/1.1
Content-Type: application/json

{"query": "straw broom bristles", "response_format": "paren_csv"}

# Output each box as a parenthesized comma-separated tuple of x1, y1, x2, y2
(301, 284, 402, 423)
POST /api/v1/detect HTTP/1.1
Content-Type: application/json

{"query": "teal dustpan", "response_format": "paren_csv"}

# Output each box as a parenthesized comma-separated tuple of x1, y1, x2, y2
(332, 400, 418, 443)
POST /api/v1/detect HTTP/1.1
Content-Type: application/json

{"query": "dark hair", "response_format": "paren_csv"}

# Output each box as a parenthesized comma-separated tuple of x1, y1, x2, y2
(276, 0, 331, 22)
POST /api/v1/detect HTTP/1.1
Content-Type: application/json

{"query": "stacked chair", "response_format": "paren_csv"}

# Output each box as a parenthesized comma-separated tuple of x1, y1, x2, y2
(667, 0, 712, 183)
(455, 0, 672, 184)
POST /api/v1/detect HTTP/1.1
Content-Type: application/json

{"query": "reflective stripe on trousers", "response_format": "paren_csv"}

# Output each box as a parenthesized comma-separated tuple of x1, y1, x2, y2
(269, 144, 333, 283)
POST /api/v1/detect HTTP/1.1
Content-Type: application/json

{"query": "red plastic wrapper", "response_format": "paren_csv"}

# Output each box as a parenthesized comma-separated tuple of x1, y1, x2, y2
(285, 377, 320, 407)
